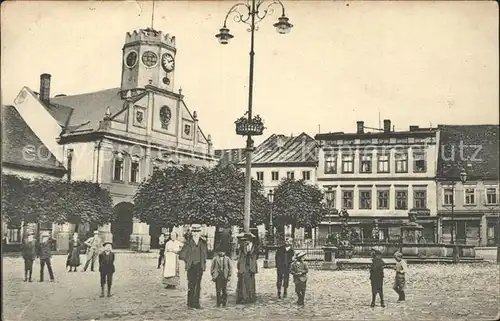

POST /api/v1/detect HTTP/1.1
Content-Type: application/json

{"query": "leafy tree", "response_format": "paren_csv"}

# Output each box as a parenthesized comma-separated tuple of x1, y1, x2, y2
(1, 174, 30, 226)
(272, 178, 327, 238)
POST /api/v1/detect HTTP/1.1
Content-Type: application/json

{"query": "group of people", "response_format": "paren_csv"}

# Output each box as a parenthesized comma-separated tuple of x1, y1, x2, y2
(20, 230, 116, 298)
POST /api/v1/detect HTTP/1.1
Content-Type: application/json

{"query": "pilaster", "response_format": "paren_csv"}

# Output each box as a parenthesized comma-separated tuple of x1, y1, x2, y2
(479, 214, 488, 246)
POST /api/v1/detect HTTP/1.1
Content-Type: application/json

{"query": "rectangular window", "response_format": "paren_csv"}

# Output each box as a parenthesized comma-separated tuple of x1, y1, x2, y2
(413, 150, 427, 173)
(342, 190, 353, 209)
(464, 188, 476, 205)
(377, 190, 389, 209)
(130, 161, 140, 183)
(256, 171, 264, 181)
(341, 154, 354, 173)
(325, 154, 337, 174)
(302, 171, 311, 181)
(359, 190, 372, 209)
(287, 171, 295, 180)
(360, 154, 372, 173)
(377, 152, 390, 173)
(443, 188, 454, 205)
(113, 159, 124, 181)
(271, 171, 279, 181)
(396, 137, 408, 144)
(414, 190, 427, 209)
(486, 188, 498, 204)
(396, 190, 408, 210)
(395, 150, 408, 173)
(326, 190, 336, 208)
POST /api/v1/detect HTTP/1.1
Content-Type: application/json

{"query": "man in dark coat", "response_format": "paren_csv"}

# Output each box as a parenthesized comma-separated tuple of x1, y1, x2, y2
(179, 224, 208, 309)
(275, 237, 294, 298)
(36, 231, 55, 282)
(370, 247, 385, 308)
(99, 242, 115, 298)
(21, 231, 36, 282)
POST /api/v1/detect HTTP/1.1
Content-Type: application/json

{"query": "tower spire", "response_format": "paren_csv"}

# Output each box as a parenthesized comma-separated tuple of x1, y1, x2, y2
(151, 0, 155, 29)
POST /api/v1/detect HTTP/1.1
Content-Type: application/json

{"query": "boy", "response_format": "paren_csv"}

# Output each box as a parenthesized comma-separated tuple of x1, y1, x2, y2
(289, 251, 308, 306)
(393, 251, 407, 302)
(98, 242, 115, 298)
(210, 247, 232, 307)
(21, 231, 36, 282)
(37, 231, 55, 282)
(369, 247, 385, 308)
(275, 237, 294, 298)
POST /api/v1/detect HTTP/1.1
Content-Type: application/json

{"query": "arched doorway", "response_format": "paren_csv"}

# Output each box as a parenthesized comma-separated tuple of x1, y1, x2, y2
(111, 202, 134, 249)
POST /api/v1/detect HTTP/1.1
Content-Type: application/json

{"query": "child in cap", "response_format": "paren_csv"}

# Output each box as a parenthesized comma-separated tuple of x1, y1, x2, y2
(98, 242, 115, 297)
(393, 251, 407, 302)
(289, 251, 308, 306)
(210, 246, 232, 307)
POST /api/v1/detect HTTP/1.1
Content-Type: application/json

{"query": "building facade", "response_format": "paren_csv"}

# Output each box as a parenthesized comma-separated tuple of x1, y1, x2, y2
(436, 124, 499, 246)
(9, 27, 217, 251)
(315, 120, 439, 242)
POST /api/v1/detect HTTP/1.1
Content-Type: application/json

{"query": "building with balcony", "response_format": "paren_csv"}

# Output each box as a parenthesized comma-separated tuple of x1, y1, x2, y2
(6, 27, 217, 251)
(436, 124, 499, 246)
(315, 120, 439, 242)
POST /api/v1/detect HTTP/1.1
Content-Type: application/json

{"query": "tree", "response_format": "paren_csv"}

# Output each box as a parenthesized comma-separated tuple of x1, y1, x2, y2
(1, 174, 30, 227)
(272, 178, 327, 238)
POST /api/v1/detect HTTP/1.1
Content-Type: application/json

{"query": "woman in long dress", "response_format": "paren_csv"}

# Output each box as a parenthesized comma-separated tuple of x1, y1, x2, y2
(68, 232, 82, 272)
(163, 231, 183, 289)
(236, 233, 258, 304)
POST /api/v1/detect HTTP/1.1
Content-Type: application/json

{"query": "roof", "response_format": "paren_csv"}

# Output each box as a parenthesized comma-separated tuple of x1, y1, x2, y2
(315, 128, 437, 141)
(49, 88, 123, 132)
(238, 132, 318, 165)
(437, 124, 499, 180)
(2, 105, 66, 174)
(215, 148, 246, 165)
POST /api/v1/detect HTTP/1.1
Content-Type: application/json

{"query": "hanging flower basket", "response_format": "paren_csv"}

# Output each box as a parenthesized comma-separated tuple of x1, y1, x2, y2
(235, 114, 265, 136)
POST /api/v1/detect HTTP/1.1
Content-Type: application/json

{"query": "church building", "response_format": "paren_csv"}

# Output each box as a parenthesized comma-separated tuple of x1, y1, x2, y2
(8, 27, 217, 251)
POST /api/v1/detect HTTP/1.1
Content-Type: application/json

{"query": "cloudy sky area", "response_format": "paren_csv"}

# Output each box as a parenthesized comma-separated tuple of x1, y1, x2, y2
(1, 1, 498, 149)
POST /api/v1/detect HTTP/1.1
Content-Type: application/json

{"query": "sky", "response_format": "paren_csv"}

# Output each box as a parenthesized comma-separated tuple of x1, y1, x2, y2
(1, 1, 498, 149)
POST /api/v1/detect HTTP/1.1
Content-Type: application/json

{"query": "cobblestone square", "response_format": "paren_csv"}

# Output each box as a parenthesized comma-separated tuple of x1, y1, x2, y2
(3, 253, 498, 321)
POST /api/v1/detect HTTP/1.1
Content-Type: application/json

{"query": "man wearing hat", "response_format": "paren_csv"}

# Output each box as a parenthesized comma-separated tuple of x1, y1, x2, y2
(98, 242, 115, 297)
(21, 230, 36, 282)
(236, 232, 258, 304)
(36, 231, 55, 282)
(289, 251, 308, 306)
(83, 230, 102, 272)
(178, 224, 208, 309)
(369, 247, 385, 307)
(275, 237, 295, 298)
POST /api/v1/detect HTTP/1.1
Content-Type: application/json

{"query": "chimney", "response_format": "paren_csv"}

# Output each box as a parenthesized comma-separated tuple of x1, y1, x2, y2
(409, 125, 419, 131)
(383, 119, 391, 133)
(39, 73, 51, 104)
(356, 121, 364, 134)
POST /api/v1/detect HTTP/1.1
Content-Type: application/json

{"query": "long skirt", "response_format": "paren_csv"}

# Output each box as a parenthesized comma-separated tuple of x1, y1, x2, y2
(393, 273, 406, 292)
(236, 272, 256, 304)
(68, 248, 80, 267)
(163, 252, 180, 287)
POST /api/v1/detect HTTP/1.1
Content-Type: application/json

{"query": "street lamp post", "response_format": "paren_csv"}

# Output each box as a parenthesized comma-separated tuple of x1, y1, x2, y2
(268, 189, 274, 244)
(325, 188, 334, 235)
(216, 0, 293, 234)
(450, 167, 467, 263)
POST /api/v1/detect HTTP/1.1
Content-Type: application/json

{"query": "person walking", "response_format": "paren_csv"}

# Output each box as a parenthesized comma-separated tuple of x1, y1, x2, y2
(37, 231, 55, 282)
(163, 231, 183, 289)
(393, 251, 407, 302)
(275, 237, 294, 298)
(211, 246, 232, 307)
(21, 231, 36, 282)
(67, 232, 82, 272)
(369, 247, 385, 308)
(289, 251, 308, 306)
(83, 230, 102, 272)
(236, 232, 258, 304)
(98, 242, 115, 298)
(157, 233, 166, 269)
(178, 224, 208, 309)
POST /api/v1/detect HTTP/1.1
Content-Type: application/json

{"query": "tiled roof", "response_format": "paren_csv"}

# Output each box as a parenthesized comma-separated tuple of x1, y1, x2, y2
(437, 124, 499, 180)
(2, 105, 66, 173)
(49, 88, 123, 132)
(239, 132, 318, 165)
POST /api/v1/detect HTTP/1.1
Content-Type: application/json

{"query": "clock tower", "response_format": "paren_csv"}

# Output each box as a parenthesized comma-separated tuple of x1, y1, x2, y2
(121, 28, 176, 92)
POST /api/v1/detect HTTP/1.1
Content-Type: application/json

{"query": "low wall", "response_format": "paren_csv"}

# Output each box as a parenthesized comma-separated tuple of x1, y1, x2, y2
(351, 242, 476, 258)
(475, 247, 498, 262)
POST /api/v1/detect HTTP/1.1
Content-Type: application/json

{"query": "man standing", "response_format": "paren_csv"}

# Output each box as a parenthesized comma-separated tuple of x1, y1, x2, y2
(21, 231, 36, 282)
(275, 237, 294, 298)
(157, 233, 166, 269)
(37, 231, 55, 282)
(99, 242, 115, 298)
(83, 230, 102, 272)
(179, 224, 208, 309)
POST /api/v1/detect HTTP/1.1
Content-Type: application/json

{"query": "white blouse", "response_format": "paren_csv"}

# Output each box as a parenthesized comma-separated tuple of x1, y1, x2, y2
(165, 240, 183, 253)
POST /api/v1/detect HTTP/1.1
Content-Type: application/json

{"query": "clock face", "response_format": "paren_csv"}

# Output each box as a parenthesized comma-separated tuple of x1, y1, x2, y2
(161, 53, 175, 72)
(142, 51, 158, 67)
(125, 51, 138, 68)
